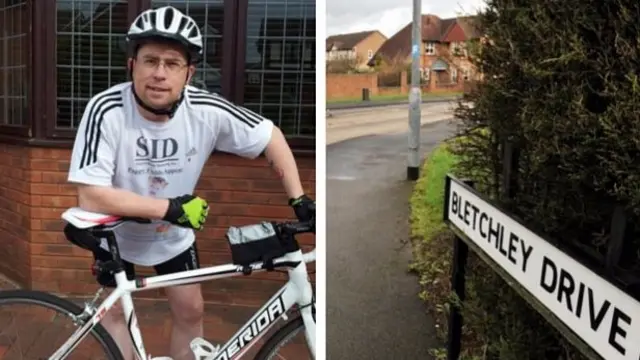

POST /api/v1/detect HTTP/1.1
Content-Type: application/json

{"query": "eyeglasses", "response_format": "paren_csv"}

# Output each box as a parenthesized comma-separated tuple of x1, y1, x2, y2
(137, 56, 188, 74)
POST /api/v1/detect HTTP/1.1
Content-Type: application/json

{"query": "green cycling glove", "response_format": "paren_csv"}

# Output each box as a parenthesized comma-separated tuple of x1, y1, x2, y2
(162, 194, 209, 231)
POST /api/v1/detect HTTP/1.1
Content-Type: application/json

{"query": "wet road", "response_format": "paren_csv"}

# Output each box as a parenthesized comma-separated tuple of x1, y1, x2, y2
(327, 102, 455, 145)
(326, 117, 459, 359)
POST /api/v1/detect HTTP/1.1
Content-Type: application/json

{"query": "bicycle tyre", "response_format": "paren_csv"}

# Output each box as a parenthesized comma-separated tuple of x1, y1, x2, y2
(253, 307, 315, 360)
(0, 289, 123, 360)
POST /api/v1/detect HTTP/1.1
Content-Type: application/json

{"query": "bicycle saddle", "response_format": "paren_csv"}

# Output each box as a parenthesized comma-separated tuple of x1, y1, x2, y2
(61, 207, 124, 230)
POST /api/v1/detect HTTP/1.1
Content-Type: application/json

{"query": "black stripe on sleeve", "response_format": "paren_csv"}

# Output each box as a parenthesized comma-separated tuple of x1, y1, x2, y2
(186, 88, 264, 128)
(79, 90, 123, 169)
(91, 102, 123, 165)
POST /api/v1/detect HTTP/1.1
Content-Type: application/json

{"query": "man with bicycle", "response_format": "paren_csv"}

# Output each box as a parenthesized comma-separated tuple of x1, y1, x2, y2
(66, 6, 315, 360)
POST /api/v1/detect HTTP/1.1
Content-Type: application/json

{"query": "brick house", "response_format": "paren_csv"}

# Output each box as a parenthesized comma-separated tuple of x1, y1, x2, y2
(0, 0, 315, 312)
(369, 14, 483, 89)
(326, 30, 387, 70)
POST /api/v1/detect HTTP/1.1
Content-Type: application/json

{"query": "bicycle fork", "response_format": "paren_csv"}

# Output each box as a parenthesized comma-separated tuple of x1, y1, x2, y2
(290, 260, 316, 359)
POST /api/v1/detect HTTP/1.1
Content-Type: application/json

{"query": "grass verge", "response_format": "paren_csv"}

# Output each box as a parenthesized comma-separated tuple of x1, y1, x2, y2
(327, 91, 463, 105)
(408, 139, 460, 359)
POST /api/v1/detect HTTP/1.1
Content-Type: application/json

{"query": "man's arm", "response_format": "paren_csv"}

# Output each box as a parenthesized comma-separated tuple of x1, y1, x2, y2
(76, 185, 169, 219)
(207, 98, 306, 199)
(263, 126, 305, 199)
(68, 93, 169, 219)
(207, 96, 314, 222)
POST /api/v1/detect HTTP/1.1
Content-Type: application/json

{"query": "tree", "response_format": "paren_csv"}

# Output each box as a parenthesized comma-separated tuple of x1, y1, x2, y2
(326, 53, 363, 74)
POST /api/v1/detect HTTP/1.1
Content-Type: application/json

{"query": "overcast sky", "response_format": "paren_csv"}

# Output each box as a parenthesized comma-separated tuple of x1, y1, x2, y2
(326, 0, 488, 38)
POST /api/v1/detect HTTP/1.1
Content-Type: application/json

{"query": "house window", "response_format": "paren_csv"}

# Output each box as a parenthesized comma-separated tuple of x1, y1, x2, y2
(0, 1, 28, 126)
(151, 0, 225, 94)
(450, 42, 468, 57)
(451, 68, 458, 83)
(55, 0, 227, 130)
(463, 68, 470, 81)
(422, 68, 430, 81)
(55, 0, 130, 129)
(243, 0, 315, 138)
(304, 46, 312, 62)
(450, 42, 459, 55)
(424, 42, 435, 55)
(271, 43, 282, 61)
(0, 0, 315, 149)
(367, 49, 373, 59)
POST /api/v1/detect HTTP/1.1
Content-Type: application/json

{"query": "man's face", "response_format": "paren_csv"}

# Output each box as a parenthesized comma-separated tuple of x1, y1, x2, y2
(129, 41, 195, 110)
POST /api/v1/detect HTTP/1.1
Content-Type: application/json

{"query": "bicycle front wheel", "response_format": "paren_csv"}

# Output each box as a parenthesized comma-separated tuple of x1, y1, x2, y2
(254, 307, 315, 360)
(0, 289, 123, 360)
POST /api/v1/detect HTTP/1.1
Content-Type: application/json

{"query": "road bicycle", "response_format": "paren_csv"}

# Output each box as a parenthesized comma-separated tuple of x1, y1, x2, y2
(0, 206, 316, 359)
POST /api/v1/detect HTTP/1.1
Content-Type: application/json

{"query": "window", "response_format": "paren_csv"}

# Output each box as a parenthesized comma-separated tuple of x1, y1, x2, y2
(55, 0, 129, 129)
(367, 49, 372, 59)
(151, 0, 224, 94)
(450, 42, 459, 55)
(0, 1, 28, 126)
(451, 42, 467, 57)
(424, 42, 435, 55)
(463, 68, 470, 81)
(0, 0, 315, 149)
(243, 0, 315, 138)
(422, 68, 430, 81)
(451, 68, 458, 83)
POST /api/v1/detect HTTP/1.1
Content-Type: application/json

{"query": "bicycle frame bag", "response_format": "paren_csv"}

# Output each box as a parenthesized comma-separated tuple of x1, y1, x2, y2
(226, 221, 288, 269)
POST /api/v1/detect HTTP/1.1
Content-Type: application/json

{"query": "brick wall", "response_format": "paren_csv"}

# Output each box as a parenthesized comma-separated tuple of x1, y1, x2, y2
(326, 73, 378, 100)
(327, 70, 467, 100)
(0, 144, 31, 286)
(0, 143, 315, 309)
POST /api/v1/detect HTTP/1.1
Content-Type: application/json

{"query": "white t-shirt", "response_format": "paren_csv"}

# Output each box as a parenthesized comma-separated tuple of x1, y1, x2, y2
(67, 82, 274, 266)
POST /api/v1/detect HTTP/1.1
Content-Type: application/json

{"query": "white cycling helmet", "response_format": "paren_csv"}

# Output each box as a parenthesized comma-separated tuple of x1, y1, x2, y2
(126, 6, 203, 63)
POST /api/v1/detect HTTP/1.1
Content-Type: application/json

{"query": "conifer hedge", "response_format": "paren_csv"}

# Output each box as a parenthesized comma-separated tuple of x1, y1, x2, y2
(450, 0, 640, 358)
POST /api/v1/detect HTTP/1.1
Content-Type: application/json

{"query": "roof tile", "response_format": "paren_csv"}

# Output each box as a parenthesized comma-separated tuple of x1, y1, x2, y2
(369, 14, 482, 65)
(326, 30, 382, 51)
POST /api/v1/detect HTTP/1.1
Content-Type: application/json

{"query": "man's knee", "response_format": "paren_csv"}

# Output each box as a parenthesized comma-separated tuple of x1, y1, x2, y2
(167, 285, 204, 324)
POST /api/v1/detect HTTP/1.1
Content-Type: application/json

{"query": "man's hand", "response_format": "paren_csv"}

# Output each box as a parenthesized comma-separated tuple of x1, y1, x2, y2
(289, 194, 315, 223)
(162, 195, 209, 230)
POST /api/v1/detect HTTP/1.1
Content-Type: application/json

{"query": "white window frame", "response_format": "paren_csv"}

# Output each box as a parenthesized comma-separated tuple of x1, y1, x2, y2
(423, 67, 430, 81)
(424, 42, 435, 55)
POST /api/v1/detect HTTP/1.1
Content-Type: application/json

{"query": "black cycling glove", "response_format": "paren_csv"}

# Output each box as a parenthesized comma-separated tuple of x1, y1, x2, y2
(289, 194, 315, 223)
(162, 194, 209, 231)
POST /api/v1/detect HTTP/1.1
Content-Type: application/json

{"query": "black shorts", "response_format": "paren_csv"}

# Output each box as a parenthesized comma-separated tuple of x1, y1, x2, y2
(92, 242, 200, 287)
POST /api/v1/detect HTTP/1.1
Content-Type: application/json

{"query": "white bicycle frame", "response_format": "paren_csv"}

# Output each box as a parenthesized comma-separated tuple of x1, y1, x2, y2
(50, 220, 316, 360)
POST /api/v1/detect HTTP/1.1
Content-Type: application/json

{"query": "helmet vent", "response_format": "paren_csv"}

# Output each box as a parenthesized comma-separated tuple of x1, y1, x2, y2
(163, 7, 174, 29)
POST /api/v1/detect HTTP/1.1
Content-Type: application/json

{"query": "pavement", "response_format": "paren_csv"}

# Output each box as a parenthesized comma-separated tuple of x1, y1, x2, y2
(326, 103, 459, 359)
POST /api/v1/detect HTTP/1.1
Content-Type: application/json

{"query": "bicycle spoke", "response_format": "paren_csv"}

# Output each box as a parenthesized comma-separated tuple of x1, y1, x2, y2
(0, 291, 122, 360)
(253, 316, 314, 360)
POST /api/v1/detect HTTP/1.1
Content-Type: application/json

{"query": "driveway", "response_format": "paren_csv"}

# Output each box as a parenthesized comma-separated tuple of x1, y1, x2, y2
(326, 102, 459, 359)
